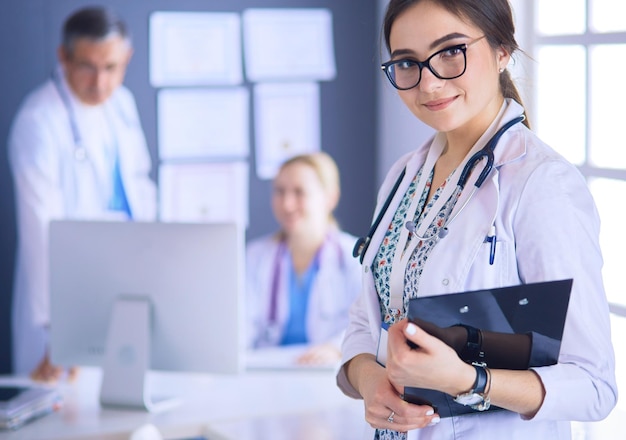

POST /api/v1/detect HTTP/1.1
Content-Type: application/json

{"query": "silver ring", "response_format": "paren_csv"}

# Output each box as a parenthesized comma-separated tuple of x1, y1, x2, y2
(387, 410, 395, 423)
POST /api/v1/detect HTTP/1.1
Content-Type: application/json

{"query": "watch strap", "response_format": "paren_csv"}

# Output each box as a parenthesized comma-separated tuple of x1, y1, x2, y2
(470, 365, 491, 411)
(471, 364, 488, 394)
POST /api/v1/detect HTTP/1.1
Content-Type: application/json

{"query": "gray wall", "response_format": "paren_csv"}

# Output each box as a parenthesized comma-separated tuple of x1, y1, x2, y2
(0, 0, 379, 373)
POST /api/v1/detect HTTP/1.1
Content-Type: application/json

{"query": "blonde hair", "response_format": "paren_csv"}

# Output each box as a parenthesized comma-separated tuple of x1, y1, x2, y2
(278, 151, 341, 225)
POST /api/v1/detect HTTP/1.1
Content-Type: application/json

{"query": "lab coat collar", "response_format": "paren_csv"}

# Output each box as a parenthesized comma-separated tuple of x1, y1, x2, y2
(491, 99, 527, 167)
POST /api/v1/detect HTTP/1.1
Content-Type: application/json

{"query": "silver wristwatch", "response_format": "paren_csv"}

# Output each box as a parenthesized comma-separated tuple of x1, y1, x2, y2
(454, 364, 491, 411)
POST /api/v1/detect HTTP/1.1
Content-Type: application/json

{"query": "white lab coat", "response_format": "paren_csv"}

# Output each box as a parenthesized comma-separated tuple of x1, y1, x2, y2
(246, 229, 362, 349)
(337, 100, 617, 439)
(8, 68, 156, 374)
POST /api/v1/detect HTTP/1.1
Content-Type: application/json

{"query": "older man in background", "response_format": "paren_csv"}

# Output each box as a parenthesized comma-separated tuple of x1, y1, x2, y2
(8, 5, 156, 381)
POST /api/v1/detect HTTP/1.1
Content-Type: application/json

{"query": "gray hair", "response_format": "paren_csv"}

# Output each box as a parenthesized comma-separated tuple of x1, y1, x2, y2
(62, 6, 131, 56)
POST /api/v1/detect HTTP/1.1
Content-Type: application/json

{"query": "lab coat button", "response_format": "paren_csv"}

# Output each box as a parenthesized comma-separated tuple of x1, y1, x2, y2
(442, 278, 449, 286)
(74, 147, 86, 161)
(364, 266, 369, 273)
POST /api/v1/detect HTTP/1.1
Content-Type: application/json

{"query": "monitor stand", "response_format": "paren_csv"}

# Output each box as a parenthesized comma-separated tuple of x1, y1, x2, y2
(99, 296, 180, 412)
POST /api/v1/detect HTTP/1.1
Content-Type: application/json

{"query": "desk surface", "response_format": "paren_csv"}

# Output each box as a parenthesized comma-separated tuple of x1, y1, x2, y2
(3, 367, 622, 440)
(0, 367, 366, 440)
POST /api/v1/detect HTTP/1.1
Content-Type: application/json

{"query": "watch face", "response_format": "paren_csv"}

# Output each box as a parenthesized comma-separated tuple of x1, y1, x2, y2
(455, 393, 484, 406)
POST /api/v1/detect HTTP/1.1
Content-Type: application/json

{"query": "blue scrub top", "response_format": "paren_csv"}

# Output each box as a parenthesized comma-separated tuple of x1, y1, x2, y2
(280, 254, 320, 345)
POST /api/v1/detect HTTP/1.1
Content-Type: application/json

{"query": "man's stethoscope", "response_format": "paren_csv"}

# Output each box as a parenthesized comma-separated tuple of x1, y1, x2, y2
(51, 68, 133, 218)
(353, 114, 526, 265)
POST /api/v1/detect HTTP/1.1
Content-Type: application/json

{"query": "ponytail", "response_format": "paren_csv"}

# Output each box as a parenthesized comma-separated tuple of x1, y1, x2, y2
(500, 69, 531, 129)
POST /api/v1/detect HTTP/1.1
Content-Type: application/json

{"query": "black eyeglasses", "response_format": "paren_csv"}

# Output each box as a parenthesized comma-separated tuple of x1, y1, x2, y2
(381, 36, 486, 90)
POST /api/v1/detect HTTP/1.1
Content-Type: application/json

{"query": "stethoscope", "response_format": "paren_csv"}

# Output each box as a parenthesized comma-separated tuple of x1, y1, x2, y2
(263, 233, 345, 343)
(353, 114, 526, 264)
(52, 69, 88, 162)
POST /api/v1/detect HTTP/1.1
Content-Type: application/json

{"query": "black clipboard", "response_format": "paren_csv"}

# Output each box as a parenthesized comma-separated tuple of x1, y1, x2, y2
(405, 279, 572, 418)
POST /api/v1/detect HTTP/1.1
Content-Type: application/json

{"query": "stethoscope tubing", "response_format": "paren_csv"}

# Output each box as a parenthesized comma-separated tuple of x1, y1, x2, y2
(52, 70, 83, 152)
(352, 168, 406, 263)
(458, 115, 525, 190)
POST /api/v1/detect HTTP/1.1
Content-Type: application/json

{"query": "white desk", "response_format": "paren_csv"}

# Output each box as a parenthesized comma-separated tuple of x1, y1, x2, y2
(0, 367, 367, 440)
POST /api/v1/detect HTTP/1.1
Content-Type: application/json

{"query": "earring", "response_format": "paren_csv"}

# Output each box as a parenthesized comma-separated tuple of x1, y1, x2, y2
(499, 67, 505, 73)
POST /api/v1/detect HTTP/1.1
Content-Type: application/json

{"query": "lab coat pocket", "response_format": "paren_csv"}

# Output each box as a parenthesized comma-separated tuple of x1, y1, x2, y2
(469, 239, 511, 289)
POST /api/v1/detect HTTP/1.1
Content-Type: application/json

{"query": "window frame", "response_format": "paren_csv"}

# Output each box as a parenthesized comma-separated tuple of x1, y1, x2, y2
(521, 0, 626, 318)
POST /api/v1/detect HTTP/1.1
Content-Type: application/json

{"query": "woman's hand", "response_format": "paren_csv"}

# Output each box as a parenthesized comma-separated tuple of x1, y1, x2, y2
(295, 343, 341, 365)
(346, 353, 440, 431)
(386, 320, 475, 397)
(30, 352, 79, 384)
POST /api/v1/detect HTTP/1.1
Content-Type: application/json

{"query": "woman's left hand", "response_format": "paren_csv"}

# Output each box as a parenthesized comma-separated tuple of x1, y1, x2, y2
(386, 319, 474, 397)
(296, 342, 341, 366)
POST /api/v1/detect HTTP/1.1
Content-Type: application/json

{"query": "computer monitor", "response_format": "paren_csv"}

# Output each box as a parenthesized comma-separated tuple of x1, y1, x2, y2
(49, 220, 245, 412)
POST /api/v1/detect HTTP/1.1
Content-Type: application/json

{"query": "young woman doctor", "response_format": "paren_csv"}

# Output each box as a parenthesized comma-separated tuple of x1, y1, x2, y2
(337, 1, 617, 439)
(246, 152, 361, 365)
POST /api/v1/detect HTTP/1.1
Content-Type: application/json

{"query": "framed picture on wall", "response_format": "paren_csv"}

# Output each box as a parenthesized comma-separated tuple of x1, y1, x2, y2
(157, 87, 249, 160)
(158, 161, 249, 226)
(253, 82, 320, 179)
(242, 8, 336, 82)
(150, 11, 243, 86)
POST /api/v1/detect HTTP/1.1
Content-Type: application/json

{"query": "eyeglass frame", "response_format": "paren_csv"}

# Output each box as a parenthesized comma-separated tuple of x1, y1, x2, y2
(381, 35, 487, 91)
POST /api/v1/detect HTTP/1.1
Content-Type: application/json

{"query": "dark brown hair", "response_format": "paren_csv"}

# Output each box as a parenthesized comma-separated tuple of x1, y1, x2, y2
(383, 0, 530, 128)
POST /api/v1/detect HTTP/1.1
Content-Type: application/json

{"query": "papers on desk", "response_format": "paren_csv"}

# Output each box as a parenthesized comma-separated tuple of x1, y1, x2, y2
(0, 385, 61, 430)
(246, 345, 339, 371)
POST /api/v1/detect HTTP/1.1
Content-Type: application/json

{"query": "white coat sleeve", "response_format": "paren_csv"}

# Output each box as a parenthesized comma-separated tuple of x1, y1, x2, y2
(512, 159, 617, 421)
(8, 96, 66, 327)
(245, 237, 276, 349)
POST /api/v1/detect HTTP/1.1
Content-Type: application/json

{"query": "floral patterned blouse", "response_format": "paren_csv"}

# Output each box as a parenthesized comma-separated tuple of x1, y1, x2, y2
(373, 165, 461, 440)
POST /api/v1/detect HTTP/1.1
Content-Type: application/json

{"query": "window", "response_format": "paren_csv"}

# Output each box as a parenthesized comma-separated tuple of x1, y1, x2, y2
(532, 0, 626, 311)
(531, 0, 626, 420)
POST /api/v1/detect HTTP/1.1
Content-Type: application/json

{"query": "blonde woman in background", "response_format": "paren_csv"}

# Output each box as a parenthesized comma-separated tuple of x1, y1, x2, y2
(246, 152, 361, 365)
